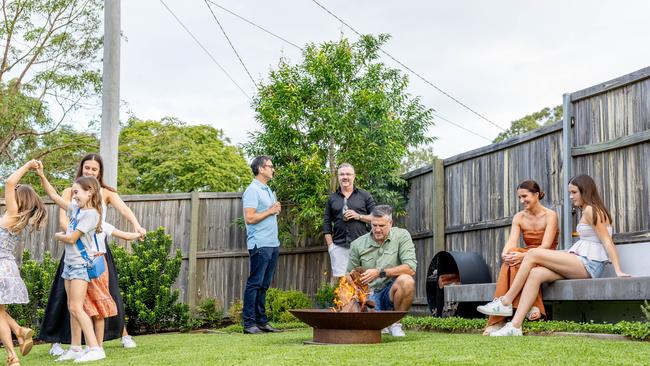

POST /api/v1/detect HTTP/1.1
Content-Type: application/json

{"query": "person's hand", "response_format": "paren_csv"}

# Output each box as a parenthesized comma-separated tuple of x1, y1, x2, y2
(615, 270, 631, 277)
(270, 202, 281, 215)
(359, 268, 380, 284)
(506, 251, 523, 266)
(135, 226, 147, 241)
(343, 210, 360, 221)
(34, 160, 45, 176)
(54, 232, 66, 242)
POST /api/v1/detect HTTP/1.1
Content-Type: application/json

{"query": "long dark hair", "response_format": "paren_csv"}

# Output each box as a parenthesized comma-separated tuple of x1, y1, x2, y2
(569, 174, 612, 225)
(76, 153, 116, 192)
(517, 179, 545, 200)
(74, 176, 103, 234)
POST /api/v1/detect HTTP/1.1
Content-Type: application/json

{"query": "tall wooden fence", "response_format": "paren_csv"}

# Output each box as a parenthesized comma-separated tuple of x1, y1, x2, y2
(403, 66, 650, 294)
(3, 66, 649, 312)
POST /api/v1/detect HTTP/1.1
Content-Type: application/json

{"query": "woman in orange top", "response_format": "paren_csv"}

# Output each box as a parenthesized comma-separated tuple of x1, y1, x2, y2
(482, 180, 559, 335)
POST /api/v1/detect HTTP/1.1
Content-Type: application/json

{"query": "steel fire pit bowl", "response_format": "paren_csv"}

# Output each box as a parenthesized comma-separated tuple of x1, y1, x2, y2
(290, 309, 408, 344)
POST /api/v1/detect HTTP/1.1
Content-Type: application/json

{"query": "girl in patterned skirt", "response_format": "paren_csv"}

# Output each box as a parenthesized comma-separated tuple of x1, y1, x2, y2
(0, 160, 47, 366)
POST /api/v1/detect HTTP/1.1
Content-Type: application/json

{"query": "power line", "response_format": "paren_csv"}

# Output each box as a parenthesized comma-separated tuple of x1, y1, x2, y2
(204, 0, 492, 142)
(204, 0, 257, 88)
(206, 0, 303, 51)
(432, 112, 493, 142)
(310, 0, 506, 132)
(159, 0, 251, 100)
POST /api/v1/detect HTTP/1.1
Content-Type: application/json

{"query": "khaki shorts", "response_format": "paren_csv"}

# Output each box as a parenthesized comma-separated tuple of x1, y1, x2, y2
(328, 244, 350, 277)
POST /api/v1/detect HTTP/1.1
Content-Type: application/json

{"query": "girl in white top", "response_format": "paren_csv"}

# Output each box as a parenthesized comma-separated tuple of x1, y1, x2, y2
(37, 165, 107, 362)
(478, 174, 629, 336)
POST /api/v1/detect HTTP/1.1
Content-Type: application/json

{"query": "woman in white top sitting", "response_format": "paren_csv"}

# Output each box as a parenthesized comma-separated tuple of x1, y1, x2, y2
(478, 174, 629, 336)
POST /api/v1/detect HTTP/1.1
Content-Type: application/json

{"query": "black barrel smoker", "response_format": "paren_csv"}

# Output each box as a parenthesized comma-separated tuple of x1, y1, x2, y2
(426, 251, 491, 317)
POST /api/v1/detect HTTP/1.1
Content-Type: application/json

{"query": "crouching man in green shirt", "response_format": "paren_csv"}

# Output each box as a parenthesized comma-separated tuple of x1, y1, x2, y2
(346, 205, 417, 337)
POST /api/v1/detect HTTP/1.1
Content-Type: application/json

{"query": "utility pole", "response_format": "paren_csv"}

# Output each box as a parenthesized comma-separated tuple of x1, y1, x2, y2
(100, 0, 121, 188)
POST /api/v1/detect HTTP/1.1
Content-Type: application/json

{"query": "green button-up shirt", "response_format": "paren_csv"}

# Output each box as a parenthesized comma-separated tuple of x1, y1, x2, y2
(346, 227, 417, 291)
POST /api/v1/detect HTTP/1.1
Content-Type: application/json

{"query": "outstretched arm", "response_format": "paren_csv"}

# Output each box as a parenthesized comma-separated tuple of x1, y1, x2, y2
(35, 163, 68, 210)
(58, 188, 73, 231)
(4, 160, 39, 216)
(55, 229, 84, 244)
(105, 190, 146, 236)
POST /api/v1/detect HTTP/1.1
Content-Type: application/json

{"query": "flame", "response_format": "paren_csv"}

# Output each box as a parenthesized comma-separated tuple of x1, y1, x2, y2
(332, 271, 372, 312)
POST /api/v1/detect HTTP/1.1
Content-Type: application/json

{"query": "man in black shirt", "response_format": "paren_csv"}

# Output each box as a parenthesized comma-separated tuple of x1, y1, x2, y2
(323, 163, 376, 278)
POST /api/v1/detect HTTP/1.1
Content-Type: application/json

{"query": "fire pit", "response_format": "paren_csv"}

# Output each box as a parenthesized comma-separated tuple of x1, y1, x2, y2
(290, 309, 407, 344)
(290, 271, 407, 344)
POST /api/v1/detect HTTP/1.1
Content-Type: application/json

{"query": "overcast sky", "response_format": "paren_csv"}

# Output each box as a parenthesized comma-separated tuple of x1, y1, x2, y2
(118, 0, 650, 158)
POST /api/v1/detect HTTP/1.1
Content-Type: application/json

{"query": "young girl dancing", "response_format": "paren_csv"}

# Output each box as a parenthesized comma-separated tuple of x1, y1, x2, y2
(0, 160, 47, 366)
(37, 166, 107, 362)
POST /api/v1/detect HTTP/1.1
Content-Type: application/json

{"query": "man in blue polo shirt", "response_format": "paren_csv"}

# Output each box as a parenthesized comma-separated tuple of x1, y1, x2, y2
(241, 156, 282, 334)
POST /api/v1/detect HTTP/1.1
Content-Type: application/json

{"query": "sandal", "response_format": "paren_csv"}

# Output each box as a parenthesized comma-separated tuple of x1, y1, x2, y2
(18, 327, 33, 356)
(6, 355, 19, 366)
(526, 306, 541, 321)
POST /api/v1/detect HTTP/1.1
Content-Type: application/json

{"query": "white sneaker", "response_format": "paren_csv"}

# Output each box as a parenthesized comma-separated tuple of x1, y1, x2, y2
(388, 322, 406, 337)
(477, 297, 513, 316)
(489, 322, 523, 337)
(49, 343, 65, 356)
(121, 335, 137, 348)
(73, 348, 106, 363)
(56, 348, 85, 362)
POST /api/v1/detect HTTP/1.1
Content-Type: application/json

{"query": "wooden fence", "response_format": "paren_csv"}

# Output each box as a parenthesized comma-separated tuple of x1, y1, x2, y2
(403, 66, 650, 289)
(3, 66, 649, 312)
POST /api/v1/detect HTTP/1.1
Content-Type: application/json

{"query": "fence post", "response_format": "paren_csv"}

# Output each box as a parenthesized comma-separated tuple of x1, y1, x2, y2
(432, 158, 445, 254)
(562, 93, 573, 249)
(188, 191, 199, 308)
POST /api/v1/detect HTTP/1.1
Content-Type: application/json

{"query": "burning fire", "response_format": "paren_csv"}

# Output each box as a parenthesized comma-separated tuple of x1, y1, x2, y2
(332, 270, 375, 312)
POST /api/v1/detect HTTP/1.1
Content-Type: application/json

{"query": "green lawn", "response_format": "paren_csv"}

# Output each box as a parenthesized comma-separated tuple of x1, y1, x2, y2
(19, 329, 650, 366)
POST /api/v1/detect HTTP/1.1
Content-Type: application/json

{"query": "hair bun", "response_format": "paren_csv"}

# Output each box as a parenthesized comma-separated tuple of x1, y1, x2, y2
(538, 191, 545, 200)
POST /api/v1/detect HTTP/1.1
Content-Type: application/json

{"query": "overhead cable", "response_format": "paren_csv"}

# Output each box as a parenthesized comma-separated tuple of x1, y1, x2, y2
(159, 0, 251, 100)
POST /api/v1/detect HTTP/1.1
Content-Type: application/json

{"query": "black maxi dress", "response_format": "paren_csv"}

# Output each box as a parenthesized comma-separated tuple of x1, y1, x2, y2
(38, 243, 125, 343)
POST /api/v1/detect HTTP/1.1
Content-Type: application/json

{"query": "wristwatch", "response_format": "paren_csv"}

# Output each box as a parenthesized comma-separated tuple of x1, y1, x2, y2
(379, 268, 386, 278)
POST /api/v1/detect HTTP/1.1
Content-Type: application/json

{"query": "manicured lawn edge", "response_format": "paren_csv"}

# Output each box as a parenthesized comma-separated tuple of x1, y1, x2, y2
(401, 316, 650, 341)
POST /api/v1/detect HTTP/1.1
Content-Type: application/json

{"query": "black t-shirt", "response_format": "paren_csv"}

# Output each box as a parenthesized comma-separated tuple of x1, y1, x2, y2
(323, 187, 376, 248)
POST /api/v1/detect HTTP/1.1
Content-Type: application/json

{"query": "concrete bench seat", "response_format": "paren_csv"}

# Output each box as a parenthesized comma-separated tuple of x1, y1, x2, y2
(445, 276, 650, 302)
(442, 242, 650, 321)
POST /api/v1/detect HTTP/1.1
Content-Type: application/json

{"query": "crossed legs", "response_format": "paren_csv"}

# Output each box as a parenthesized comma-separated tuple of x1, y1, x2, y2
(498, 248, 590, 328)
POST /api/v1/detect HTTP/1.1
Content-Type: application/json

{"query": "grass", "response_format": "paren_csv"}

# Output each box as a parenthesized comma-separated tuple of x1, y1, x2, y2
(16, 329, 650, 366)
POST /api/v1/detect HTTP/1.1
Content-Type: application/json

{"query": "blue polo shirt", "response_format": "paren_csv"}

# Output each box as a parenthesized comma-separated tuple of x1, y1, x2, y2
(242, 179, 280, 249)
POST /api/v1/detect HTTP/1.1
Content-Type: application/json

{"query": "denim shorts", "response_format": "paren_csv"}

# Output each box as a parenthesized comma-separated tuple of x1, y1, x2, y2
(369, 280, 394, 311)
(62, 264, 90, 282)
(577, 255, 607, 279)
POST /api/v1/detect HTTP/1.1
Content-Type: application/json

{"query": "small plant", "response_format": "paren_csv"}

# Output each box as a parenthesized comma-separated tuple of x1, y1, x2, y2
(193, 297, 224, 329)
(314, 281, 337, 309)
(265, 288, 312, 323)
(111, 227, 189, 334)
(227, 299, 244, 324)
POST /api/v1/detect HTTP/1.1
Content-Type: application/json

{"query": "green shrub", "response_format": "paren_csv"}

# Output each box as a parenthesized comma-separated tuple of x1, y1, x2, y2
(111, 227, 189, 334)
(314, 282, 336, 309)
(227, 299, 243, 324)
(192, 297, 224, 329)
(265, 288, 312, 323)
(402, 316, 650, 340)
(8, 251, 58, 334)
